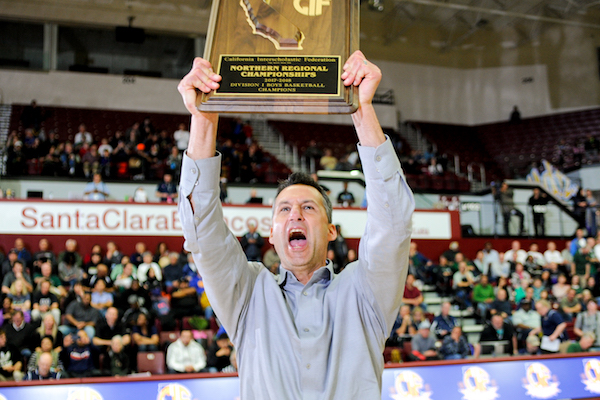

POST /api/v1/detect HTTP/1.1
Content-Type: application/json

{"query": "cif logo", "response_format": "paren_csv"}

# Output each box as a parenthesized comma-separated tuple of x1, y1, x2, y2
(66, 388, 104, 400)
(584, 358, 600, 383)
(526, 363, 552, 388)
(391, 370, 432, 400)
(463, 367, 491, 392)
(523, 362, 560, 398)
(582, 358, 600, 394)
(293, 0, 330, 16)
(157, 383, 193, 400)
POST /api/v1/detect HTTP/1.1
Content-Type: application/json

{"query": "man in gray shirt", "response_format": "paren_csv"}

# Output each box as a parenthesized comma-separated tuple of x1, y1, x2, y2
(177, 51, 414, 400)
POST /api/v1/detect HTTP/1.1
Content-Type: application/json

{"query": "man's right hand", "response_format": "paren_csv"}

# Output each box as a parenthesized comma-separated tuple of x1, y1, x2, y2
(177, 57, 222, 117)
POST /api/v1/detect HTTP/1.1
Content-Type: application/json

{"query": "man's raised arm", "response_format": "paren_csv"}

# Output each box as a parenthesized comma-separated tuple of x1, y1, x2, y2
(343, 51, 415, 333)
(177, 57, 222, 162)
(176, 58, 259, 343)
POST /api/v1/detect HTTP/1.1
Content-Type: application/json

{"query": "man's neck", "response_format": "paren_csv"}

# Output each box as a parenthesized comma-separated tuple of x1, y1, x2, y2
(282, 263, 326, 285)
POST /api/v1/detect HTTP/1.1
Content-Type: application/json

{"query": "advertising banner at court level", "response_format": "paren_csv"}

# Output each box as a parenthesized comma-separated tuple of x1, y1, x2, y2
(0, 200, 453, 239)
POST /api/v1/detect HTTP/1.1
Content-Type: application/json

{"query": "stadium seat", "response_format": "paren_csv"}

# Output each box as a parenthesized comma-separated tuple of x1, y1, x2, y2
(137, 351, 165, 375)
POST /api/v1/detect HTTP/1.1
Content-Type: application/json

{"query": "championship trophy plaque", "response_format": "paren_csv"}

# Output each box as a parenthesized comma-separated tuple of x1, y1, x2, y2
(198, 0, 360, 114)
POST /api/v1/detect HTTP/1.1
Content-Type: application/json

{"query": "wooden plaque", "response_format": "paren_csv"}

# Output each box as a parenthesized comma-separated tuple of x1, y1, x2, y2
(198, 0, 360, 114)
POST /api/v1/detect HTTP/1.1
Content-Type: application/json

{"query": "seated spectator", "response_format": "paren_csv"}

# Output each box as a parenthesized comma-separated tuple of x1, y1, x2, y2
(526, 243, 546, 269)
(33, 261, 66, 298)
(83, 173, 110, 201)
(4, 310, 37, 358)
(26, 336, 63, 374)
(90, 280, 114, 316)
(31, 279, 60, 324)
(512, 299, 540, 348)
(13, 238, 32, 271)
(489, 289, 513, 321)
(169, 278, 203, 321)
(57, 239, 83, 269)
(206, 332, 234, 372)
(113, 261, 137, 291)
(0, 297, 14, 327)
(565, 332, 596, 353)
(156, 173, 178, 203)
(59, 292, 101, 339)
(1, 249, 20, 279)
(529, 299, 568, 353)
(130, 242, 147, 267)
(319, 148, 337, 170)
(60, 330, 99, 378)
(430, 301, 457, 339)
(166, 330, 207, 373)
(24, 351, 61, 381)
(511, 263, 531, 289)
(439, 326, 470, 360)
(336, 182, 355, 207)
(472, 274, 495, 321)
(402, 274, 424, 310)
(519, 335, 541, 356)
(517, 287, 537, 309)
(131, 312, 159, 352)
(93, 307, 131, 353)
(84, 252, 103, 277)
(87, 264, 114, 292)
(474, 314, 517, 357)
(8, 279, 31, 320)
(574, 299, 600, 347)
(262, 247, 280, 274)
(411, 307, 427, 331)
(2, 260, 33, 295)
(137, 251, 162, 284)
(409, 320, 440, 361)
(387, 305, 415, 346)
(163, 252, 185, 292)
(32, 238, 57, 275)
(543, 241, 564, 265)
(0, 328, 24, 381)
(490, 252, 511, 282)
(104, 335, 130, 376)
(504, 240, 527, 266)
(58, 252, 85, 288)
(495, 276, 513, 302)
(552, 274, 570, 302)
(36, 313, 63, 352)
(452, 261, 474, 309)
(118, 281, 152, 321)
(559, 288, 582, 321)
(240, 223, 264, 262)
(409, 242, 434, 285)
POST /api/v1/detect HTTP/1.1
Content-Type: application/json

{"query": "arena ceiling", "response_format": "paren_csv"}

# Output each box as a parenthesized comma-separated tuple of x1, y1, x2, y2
(2, 0, 600, 57)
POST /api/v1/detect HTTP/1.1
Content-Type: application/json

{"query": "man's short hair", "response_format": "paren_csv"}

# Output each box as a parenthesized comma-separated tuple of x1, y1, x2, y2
(275, 172, 333, 223)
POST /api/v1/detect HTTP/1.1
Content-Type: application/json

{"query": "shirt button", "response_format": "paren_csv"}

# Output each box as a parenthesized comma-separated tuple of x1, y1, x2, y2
(191, 168, 197, 174)
(306, 364, 311, 369)
(376, 156, 382, 162)
(194, 181, 199, 186)
(384, 203, 389, 208)
(194, 217, 200, 223)
(302, 291, 308, 296)
(304, 328, 309, 332)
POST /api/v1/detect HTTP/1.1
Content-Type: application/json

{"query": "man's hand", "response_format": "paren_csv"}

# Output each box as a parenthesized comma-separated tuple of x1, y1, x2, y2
(177, 57, 222, 118)
(341, 50, 382, 107)
(177, 57, 222, 161)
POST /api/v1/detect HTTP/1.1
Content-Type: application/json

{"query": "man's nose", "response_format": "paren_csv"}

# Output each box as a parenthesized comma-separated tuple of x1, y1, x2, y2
(289, 205, 304, 220)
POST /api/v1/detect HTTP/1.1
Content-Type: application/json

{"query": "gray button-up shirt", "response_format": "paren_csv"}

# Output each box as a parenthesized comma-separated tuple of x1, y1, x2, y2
(178, 137, 414, 400)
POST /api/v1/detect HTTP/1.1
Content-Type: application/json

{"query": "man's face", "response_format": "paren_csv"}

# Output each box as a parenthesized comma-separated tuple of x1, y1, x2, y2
(180, 330, 192, 346)
(38, 353, 52, 376)
(12, 312, 23, 326)
(491, 315, 503, 330)
(441, 302, 451, 316)
(76, 330, 89, 346)
(39, 239, 49, 251)
(419, 328, 430, 338)
(93, 174, 101, 184)
(105, 307, 118, 325)
(41, 281, 50, 294)
(270, 184, 336, 272)
(164, 174, 172, 183)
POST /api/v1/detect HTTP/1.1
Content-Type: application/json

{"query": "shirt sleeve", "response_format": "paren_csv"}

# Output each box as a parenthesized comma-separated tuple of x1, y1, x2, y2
(178, 153, 262, 344)
(354, 137, 415, 335)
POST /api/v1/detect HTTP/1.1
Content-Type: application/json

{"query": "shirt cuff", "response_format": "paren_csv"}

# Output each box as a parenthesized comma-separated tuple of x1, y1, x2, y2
(358, 136, 402, 181)
(179, 151, 222, 198)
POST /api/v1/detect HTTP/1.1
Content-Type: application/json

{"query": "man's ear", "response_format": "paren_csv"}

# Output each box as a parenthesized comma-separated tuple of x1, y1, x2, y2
(327, 223, 337, 242)
(269, 227, 274, 245)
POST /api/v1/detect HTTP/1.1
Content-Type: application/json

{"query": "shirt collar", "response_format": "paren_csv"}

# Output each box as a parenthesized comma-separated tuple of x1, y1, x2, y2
(276, 260, 334, 288)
